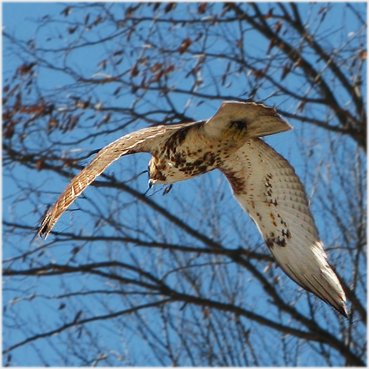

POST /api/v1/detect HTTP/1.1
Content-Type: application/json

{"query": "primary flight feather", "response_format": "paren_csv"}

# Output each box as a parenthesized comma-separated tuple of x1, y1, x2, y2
(38, 101, 348, 318)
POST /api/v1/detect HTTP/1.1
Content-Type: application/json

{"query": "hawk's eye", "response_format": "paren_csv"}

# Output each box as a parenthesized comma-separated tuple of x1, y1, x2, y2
(231, 120, 247, 130)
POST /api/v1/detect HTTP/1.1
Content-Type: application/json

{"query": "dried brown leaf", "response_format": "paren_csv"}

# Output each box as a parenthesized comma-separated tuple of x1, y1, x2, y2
(102, 112, 111, 124)
(267, 38, 277, 54)
(68, 25, 78, 34)
(131, 64, 139, 77)
(358, 50, 367, 60)
(61, 6, 71, 17)
(164, 65, 175, 74)
(164, 2, 177, 13)
(17, 63, 36, 75)
(152, 63, 164, 72)
(264, 8, 274, 19)
(275, 21, 282, 34)
(36, 159, 44, 171)
(198, 3, 207, 14)
(3, 122, 15, 139)
(94, 16, 102, 25)
(281, 62, 292, 80)
(178, 38, 192, 54)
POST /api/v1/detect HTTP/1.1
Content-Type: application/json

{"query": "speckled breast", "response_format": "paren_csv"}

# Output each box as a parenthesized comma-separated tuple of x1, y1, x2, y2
(149, 125, 231, 185)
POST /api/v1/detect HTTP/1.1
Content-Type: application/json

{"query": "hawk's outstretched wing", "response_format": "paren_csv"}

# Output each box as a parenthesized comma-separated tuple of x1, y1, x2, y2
(219, 138, 348, 317)
(38, 122, 198, 238)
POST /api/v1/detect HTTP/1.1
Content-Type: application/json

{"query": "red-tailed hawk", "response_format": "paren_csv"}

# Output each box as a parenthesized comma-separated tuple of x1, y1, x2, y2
(38, 101, 348, 317)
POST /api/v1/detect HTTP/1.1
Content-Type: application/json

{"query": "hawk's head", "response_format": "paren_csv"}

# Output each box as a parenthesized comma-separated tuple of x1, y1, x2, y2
(203, 101, 292, 140)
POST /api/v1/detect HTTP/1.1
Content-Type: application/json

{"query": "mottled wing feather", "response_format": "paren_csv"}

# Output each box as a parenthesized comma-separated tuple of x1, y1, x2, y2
(220, 138, 347, 317)
(38, 122, 197, 238)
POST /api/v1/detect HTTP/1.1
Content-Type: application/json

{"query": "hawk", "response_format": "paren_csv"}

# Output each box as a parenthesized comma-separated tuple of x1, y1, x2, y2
(38, 101, 348, 317)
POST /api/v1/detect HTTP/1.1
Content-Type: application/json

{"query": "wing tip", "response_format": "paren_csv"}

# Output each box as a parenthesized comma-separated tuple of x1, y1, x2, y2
(324, 294, 348, 319)
(336, 304, 349, 319)
(312, 270, 349, 319)
(277, 260, 349, 318)
(37, 226, 49, 239)
(37, 212, 53, 239)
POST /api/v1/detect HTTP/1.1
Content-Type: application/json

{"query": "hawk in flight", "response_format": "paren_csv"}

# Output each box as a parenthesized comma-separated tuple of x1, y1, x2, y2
(38, 101, 348, 317)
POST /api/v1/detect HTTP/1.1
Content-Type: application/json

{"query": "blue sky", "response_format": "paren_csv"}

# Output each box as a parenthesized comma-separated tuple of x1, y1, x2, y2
(3, 2, 366, 366)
